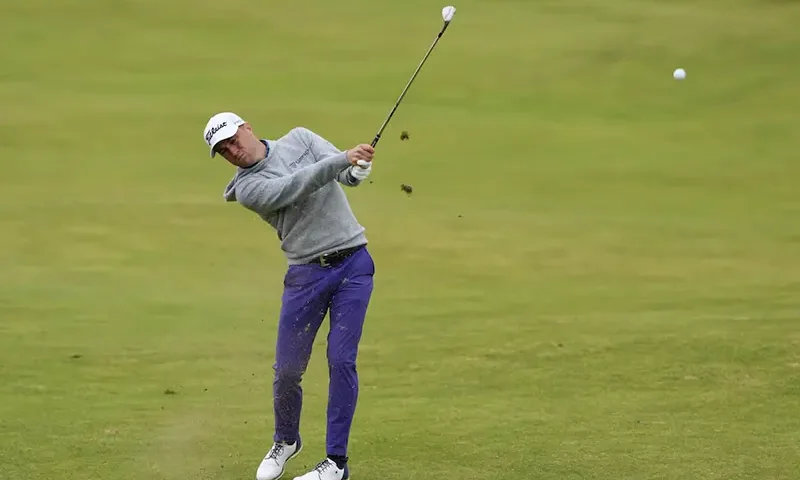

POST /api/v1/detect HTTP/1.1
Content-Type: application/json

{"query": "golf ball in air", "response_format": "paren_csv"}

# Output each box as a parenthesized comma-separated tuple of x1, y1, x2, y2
(673, 68, 686, 80)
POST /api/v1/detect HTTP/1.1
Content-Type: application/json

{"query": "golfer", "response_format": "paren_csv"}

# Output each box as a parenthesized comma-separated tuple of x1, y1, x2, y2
(203, 112, 375, 480)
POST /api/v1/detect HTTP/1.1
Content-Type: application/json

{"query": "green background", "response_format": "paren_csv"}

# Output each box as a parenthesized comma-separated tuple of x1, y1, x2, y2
(1, 0, 799, 478)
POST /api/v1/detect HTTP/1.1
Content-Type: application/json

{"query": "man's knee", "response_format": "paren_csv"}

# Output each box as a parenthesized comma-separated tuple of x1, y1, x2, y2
(274, 362, 305, 384)
(327, 352, 357, 373)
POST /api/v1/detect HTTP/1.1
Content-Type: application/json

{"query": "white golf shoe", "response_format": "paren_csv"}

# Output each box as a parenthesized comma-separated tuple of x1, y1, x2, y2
(293, 458, 349, 480)
(255, 439, 303, 480)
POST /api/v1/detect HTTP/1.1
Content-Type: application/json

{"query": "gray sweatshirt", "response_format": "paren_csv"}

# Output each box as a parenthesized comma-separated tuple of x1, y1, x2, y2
(222, 127, 368, 265)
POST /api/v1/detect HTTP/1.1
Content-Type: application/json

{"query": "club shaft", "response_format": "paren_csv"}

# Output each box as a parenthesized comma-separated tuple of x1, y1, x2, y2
(371, 23, 450, 148)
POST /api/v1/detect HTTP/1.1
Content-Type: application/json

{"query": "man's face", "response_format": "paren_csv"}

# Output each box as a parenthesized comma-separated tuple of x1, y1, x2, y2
(214, 123, 264, 167)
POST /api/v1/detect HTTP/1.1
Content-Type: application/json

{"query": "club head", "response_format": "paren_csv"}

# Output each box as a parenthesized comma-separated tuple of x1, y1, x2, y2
(442, 5, 456, 23)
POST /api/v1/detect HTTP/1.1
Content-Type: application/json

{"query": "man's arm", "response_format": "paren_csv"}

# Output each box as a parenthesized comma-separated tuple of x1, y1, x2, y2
(338, 167, 362, 186)
(295, 127, 363, 187)
(236, 153, 351, 213)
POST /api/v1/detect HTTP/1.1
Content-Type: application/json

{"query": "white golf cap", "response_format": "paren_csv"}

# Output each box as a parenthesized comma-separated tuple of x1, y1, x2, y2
(203, 112, 245, 157)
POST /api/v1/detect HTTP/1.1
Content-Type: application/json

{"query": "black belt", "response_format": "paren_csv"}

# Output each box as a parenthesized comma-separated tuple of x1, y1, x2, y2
(309, 245, 363, 267)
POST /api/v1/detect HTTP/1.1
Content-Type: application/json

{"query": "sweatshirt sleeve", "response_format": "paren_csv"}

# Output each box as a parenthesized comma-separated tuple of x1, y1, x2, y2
(235, 153, 351, 213)
(296, 127, 362, 187)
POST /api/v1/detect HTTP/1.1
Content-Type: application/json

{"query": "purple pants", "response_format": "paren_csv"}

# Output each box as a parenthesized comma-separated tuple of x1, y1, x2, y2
(272, 245, 374, 457)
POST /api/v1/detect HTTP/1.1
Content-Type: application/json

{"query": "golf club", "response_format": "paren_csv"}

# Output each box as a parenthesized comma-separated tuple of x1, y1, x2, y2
(370, 5, 457, 148)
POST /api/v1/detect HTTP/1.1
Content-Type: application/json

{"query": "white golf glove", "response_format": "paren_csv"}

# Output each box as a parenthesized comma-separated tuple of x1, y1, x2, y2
(349, 160, 372, 181)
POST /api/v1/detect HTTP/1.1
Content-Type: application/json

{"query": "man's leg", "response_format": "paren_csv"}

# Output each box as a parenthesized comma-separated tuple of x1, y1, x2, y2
(273, 264, 334, 444)
(257, 264, 336, 480)
(325, 249, 375, 460)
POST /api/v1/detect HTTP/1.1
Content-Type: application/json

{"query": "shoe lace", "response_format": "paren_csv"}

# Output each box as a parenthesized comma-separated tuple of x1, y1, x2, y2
(266, 443, 285, 460)
(314, 459, 335, 473)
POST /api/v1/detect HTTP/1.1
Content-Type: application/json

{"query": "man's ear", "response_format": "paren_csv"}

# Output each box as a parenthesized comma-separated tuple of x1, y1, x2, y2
(242, 122, 253, 133)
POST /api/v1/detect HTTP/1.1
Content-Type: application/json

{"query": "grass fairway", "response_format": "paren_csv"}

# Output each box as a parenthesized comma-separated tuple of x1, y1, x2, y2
(2, 0, 800, 478)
